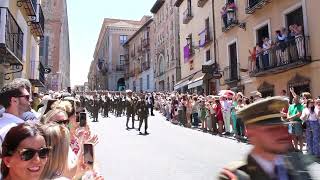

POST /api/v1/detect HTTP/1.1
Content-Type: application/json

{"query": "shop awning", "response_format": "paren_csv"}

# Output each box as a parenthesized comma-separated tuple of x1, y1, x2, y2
(188, 71, 205, 89)
(174, 74, 195, 90)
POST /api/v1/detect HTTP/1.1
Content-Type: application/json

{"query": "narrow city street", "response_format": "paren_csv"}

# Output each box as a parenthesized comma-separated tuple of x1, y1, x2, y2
(90, 111, 251, 180)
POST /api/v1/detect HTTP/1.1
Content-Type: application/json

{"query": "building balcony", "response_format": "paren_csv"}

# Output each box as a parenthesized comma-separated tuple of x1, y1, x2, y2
(30, 4, 44, 37)
(197, 0, 209, 7)
(245, 0, 272, 14)
(0, 8, 24, 66)
(199, 28, 212, 47)
(17, 0, 37, 16)
(249, 36, 311, 77)
(224, 63, 240, 84)
(29, 61, 45, 88)
(221, 3, 238, 32)
(142, 61, 150, 71)
(116, 65, 125, 71)
(142, 38, 150, 48)
(183, 8, 193, 24)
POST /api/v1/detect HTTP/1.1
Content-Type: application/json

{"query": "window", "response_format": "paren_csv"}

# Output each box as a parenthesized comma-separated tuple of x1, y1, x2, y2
(120, 55, 125, 65)
(206, 49, 211, 61)
(187, 0, 192, 12)
(228, 42, 238, 81)
(256, 25, 269, 47)
(147, 75, 150, 89)
(286, 7, 303, 30)
(120, 35, 128, 45)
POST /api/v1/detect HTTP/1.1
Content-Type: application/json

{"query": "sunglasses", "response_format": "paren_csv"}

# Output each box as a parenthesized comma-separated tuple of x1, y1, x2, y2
(16, 95, 30, 101)
(18, 147, 50, 161)
(56, 119, 70, 125)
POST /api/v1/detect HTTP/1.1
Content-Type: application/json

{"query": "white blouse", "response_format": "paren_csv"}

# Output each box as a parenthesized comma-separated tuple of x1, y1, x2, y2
(301, 108, 319, 121)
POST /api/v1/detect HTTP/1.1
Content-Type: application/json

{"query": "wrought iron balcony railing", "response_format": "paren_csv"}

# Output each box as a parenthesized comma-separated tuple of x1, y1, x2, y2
(17, 0, 37, 16)
(0, 8, 24, 64)
(221, 3, 238, 32)
(249, 36, 311, 77)
(183, 8, 193, 24)
(245, 0, 272, 14)
(30, 4, 44, 37)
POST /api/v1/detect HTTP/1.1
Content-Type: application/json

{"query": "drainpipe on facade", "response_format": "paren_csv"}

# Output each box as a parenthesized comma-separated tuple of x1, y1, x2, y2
(212, 0, 219, 93)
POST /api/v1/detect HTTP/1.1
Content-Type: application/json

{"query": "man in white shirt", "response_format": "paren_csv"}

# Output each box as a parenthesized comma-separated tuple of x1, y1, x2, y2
(0, 80, 32, 143)
(221, 95, 232, 134)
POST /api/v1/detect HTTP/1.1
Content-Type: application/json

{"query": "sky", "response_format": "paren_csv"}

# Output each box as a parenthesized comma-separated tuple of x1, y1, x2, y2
(68, 0, 155, 87)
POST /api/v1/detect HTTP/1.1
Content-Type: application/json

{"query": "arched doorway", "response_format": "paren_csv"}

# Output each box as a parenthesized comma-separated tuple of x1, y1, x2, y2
(117, 78, 125, 91)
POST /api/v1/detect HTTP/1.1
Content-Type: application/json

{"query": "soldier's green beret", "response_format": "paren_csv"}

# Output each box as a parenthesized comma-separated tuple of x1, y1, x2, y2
(237, 96, 290, 126)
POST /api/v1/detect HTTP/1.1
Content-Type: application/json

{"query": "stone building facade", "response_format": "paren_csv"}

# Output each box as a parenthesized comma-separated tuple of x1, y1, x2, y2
(151, 0, 181, 92)
(0, 0, 46, 93)
(41, 0, 70, 91)
(123, 18, 155, 92)
(174, 0, 216, 95)
(88, 18, 147, 91)
(213, 0, 320, 97)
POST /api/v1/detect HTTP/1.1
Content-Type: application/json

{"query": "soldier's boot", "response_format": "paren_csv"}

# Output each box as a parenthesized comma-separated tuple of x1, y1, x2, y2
(145, 118, 149, 134)
(138, 119, 143, 132)
(126, 116, 130, 129)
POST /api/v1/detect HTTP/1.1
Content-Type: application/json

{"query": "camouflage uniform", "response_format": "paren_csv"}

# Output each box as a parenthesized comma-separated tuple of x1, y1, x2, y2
(126, 96, 135, 129)
(137, 97, 149, 134)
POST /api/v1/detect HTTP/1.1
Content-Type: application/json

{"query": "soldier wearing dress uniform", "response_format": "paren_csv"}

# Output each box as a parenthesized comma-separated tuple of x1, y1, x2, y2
(137, 94, 149, 134)
(126, 90, 135, 129)
(219, 96, 318, 180)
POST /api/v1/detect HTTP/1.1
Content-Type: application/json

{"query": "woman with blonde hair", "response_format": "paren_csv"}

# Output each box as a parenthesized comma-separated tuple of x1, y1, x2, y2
(41, 123, 71, 179)
(40, 109, 69, 125)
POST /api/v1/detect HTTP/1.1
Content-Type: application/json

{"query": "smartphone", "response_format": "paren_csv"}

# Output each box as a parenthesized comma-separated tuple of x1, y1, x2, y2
(83, 144, 94, 166)
(79, 112, 87, 127)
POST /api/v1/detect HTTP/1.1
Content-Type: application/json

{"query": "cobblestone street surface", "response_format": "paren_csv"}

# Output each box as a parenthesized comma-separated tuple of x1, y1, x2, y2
(90, 111, 251, 180)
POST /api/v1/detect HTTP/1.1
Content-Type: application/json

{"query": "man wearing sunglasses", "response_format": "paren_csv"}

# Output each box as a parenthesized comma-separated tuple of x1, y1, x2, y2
(0, 80, 32, 144)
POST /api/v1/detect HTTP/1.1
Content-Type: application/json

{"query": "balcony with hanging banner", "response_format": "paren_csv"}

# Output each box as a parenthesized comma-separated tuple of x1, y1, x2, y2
(198, 28, 212, 47)
(183, 44, 194, 63)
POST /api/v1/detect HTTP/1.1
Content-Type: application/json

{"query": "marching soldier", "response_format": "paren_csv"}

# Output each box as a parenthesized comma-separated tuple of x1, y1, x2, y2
(219, 96, 318, 180)
(137, 94, 149, 134)
(103, 95, 110, 118)
(126, 90, 135, 129)
(92, 95, 100, 122)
